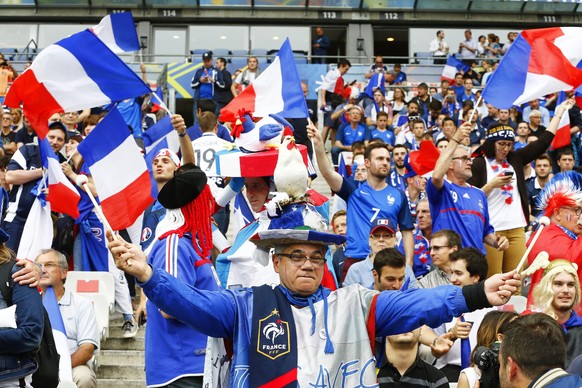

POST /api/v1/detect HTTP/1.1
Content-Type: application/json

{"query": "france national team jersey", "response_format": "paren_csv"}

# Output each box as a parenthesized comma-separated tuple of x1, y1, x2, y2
(337, 179, 414, 260)
(371, 128, 395, 146)
(426, 178, 494, 254)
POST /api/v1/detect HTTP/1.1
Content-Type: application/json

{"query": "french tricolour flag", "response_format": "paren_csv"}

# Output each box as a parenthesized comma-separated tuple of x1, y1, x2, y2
(219, 38, 309, 122)
(77, 108, 154, 231)
(5, 29, 151, 139)
(483, 27, 582, 109)
(39, 138, 80, 218)
(551, 111, 571, 150)
(91, 12, 140, 54)
(441, 55, 470, 83)
(43, 287, 73, 382)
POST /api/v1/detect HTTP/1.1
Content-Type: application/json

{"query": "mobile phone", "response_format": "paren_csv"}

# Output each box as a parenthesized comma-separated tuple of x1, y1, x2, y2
(138, 311, 147, 326)
(504, 171, 514, 177)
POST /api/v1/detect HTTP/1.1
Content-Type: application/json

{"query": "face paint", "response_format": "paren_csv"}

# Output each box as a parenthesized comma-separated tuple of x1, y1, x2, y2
(567, 213, 571, 222)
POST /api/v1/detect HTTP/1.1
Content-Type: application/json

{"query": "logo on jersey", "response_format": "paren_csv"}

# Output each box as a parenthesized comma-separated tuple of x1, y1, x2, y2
(257, 309, 290, 360)
(91, 227, 103, 243)
(478, 199, 484, 211)
(386, 194, 395, 205)
(141, 227, 153, 243)
(463, 193, 470, 199)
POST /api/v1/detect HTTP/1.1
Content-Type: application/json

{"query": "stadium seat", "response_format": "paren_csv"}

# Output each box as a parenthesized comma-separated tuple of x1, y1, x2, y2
(229, 57, 248, 72)
(250, 48, 267, 57)
(78, 292, 110, 340)
(0, 48, 18, 61)
(191, 48, 210, 55)
(17, 47, 36, 61)
(213, 48, 230, 57)
(66, 271, 115, 313)
(231, 49, 249, 57)
(294, 52, 308, 64)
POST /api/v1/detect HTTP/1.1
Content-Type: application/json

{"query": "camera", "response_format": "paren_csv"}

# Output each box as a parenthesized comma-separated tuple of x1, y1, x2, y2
(473, 342, 501, 388)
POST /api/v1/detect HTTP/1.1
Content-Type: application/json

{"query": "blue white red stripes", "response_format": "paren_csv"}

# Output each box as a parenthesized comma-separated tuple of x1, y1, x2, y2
(441, 55, 470, 82)
(483, 27, 582, 108)
(90, 12, 140, 54)
(219, 38, 308, 122)
(39, 138, 80, 218)
(77, 107, 154, 231)
(43, 286, 73, 382)
(5, 29, 150, 139)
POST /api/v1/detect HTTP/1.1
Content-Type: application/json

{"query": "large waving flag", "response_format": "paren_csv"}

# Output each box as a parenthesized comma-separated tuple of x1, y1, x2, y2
(483, 27, 582, 109)
(90, 12, 140, 54)
(5, 29, 151, 139)
(39, 138, 80, 218)
(219, 38, 309, 122)
(43, 286, 73, 383)
(77, 108, 154, 230)
(441, 55, 470, 82)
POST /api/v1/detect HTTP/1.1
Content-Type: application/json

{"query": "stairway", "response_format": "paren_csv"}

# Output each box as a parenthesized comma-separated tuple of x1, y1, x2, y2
(95, 315, 146, 387)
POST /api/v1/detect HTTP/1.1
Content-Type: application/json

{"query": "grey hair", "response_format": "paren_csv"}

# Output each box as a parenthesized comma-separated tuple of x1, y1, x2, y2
(38, 248, 68, 270)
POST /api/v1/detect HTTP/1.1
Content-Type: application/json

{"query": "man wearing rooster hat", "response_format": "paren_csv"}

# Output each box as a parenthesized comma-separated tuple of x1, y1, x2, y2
(109, 189, 521, 387)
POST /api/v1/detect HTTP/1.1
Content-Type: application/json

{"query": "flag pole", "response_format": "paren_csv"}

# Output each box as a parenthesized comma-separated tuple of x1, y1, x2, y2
(151, 91, 173, 116)
(65, 148, 77, 163)
(468, 94, 482, 123)
(307, 118, 319, 171)
(80, 181, 118, 241)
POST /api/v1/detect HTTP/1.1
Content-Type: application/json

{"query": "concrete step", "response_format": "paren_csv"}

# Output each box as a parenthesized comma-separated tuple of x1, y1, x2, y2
(100, 336, 144, 351)
(98, 350, 144, 366)
(96, 378, 146, 387)
(96, 364, 145, 380)
(108, 324, 146, 339)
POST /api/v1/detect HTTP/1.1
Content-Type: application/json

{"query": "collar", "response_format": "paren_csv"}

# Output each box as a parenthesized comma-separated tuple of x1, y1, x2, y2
(557, 224, 578, 240)
(381, 351, 424, 374)
(529, 368, 569, 388)
(58, 288, 72, 306)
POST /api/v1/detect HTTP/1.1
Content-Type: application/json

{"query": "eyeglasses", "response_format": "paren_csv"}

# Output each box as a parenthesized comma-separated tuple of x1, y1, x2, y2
(276, 252, 326, 268)
(451, 156, 473, 163)
(430, 245, 451, 251)
(2, 117, 11, 121)
(497, 142, 514, 149)
(562, 207, 582, 216)
(371, 233, 395, 240)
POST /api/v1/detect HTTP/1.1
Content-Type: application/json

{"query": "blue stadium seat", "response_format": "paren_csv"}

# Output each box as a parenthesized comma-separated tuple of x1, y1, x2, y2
(414, 52, 433, 65)
(229, 57, 248, 72)
(17, 47, 37, 61)
(250, 48, 267, 57)
(213, 48, 230, 57)
(231, 49, 249, 57)
(0, 48, 18, 61)
(294, 53, 308, 64)
(191, 48, 210, 56)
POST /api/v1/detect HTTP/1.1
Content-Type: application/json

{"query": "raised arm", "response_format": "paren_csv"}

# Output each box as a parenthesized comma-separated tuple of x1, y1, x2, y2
(171, 114, 195, 165)
(431, 122, 471, 190)
(307, 122, 343, 192)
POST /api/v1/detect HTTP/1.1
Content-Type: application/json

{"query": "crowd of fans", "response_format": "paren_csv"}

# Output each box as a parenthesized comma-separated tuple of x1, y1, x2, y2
(2, 34, 582, 387)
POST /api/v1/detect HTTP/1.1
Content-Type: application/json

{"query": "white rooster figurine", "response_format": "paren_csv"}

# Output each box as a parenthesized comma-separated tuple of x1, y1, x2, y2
(230, 111, 286, 153)
(273, 118, 308, 199)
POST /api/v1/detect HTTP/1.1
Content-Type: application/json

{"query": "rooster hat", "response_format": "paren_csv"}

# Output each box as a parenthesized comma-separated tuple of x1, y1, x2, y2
(249, 202, 346, 248)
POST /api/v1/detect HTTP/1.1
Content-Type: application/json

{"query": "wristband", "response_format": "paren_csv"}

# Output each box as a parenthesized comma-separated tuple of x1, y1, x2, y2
(452, 138, 461, 144)
(432, 337, 438, 347)
(178, 132, 188, 138)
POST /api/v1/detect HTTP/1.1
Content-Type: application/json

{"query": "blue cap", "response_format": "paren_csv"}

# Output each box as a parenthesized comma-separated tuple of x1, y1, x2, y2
(370, 218, 396, 235)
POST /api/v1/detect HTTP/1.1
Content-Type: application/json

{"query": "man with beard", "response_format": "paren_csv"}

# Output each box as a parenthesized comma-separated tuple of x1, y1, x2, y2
(389, 144, 408, 191)
(530, 260, 582, 368)
(310, 125, 415, 281)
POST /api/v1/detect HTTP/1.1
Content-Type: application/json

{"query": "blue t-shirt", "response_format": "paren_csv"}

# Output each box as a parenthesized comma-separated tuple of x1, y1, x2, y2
(146, 233, 221, 385)
(426, 178, 494, 254)
(337, 180, 414, 259)
(140, 200, 166, 250)
(388, 168, 406, 192)
(371, 128, 395, 146)
(398, 227, 431, 278)
(336, 123, 370, 146)
(116, 98, 143, 138)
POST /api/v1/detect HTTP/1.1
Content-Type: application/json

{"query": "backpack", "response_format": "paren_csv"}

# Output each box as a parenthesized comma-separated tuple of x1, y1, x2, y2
(0, 261, 60, 388)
